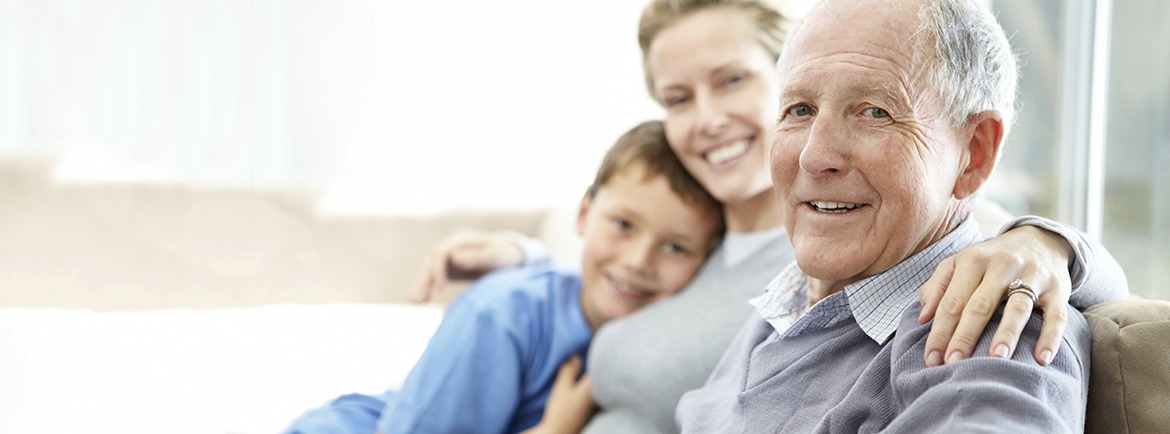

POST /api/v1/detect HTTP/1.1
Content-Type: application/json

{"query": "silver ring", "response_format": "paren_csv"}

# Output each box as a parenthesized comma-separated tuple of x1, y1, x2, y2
(1006, 279, 1038, 304)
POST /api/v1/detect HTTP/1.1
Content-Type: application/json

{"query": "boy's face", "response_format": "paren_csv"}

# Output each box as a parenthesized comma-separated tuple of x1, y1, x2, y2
(576, 162, 720, 331)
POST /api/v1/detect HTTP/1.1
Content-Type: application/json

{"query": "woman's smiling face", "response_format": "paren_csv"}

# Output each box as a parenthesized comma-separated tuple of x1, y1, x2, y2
(647, 7, 780, 209)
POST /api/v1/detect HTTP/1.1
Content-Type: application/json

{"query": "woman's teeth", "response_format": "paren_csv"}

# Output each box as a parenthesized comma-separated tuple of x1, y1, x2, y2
(811, 201, 861, 213)
(705, 140, 749, 165)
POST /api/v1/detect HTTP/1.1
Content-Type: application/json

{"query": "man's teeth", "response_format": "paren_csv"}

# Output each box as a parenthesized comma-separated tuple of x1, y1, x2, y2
(811, 201, 860, 213)
(706, 140, 749, 165)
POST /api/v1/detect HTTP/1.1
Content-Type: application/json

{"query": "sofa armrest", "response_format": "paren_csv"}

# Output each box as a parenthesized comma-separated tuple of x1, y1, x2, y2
(1083, 298, 1170, 434)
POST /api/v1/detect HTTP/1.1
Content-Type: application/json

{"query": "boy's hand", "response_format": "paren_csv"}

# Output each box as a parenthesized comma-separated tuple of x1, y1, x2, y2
(410, 229, 524, 303)
(522, 356, 594, 434)
(919, 225, 1073, 366)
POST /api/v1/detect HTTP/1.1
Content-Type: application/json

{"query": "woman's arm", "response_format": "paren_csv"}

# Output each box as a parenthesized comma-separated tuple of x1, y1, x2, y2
(1006, 215, 1130, 307)
(410, 229, 549, 302)
(918, 216, 1130, 366)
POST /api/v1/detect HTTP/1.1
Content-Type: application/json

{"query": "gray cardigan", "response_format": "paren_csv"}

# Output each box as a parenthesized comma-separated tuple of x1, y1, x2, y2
(675, 219, 1095, 433)
(676, 299, 1090, 432)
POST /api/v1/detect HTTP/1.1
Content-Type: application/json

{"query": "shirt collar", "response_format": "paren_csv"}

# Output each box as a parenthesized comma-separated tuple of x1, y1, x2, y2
(751, 217, 983, 344)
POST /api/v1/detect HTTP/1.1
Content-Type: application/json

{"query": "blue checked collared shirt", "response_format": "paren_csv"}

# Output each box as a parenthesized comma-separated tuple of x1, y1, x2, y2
(749, 218, 983, 344)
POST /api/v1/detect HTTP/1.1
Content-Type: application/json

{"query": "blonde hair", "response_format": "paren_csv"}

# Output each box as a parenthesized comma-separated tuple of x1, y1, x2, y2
(637, 0, 794, 100)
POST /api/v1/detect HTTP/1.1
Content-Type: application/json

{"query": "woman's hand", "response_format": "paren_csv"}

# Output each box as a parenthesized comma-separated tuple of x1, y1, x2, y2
(409, 229, 524, 303)
(521, 356, 595, 434)
(918, 225, 1073, 366)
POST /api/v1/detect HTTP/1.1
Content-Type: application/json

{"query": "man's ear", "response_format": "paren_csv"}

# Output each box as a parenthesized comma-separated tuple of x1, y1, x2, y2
(953, 110, 1004, 199)
(576, 191, 593, 237)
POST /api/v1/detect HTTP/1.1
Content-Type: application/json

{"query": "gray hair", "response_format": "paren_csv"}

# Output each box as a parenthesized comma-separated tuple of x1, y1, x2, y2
(921, 0, 1019, 134)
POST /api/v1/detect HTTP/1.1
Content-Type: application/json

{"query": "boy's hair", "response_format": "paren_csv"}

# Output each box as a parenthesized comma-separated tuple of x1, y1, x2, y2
(587, 120, 725, 245)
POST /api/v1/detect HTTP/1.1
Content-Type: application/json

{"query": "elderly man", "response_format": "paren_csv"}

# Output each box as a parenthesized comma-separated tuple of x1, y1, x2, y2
(675, 0, 1097, 432)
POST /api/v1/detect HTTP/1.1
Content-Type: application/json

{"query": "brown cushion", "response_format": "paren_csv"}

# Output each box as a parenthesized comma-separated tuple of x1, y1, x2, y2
(1083, 298, 1170, 434)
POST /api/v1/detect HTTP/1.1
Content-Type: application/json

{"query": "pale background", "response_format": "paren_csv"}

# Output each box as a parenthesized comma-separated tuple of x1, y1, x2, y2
(0, 1, 1166, 434)
(0, 1, 1165, 288)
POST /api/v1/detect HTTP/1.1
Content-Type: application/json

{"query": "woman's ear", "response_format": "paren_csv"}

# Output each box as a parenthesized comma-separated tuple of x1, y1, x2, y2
(576, 191, 593, 237)
(953, 110, 1004, 199)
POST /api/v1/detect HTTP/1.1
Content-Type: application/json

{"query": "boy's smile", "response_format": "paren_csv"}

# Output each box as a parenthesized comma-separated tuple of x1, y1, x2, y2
(606, 275, 654, 300)
(575, 162, 720, 331)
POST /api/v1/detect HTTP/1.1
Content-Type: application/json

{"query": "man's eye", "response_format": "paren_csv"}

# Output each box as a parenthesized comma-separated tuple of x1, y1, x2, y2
(864, 107, 890, 118)
(787, 104, 814, 117)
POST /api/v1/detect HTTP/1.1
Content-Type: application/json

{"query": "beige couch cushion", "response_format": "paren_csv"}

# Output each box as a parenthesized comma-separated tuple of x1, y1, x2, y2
(1083, 298, 1170, 434)
(0, 156, 549, 310)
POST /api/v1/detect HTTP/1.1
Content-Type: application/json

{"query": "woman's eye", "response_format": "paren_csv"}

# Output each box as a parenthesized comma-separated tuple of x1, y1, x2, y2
(723, 74, 744, 86)
(787, 104, 814, 117)
(664, 95, 690, 107)
(863, 107, 890, 118)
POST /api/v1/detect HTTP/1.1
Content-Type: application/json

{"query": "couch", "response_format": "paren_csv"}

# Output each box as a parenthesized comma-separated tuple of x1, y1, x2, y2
(1, 156, 1165, 434)
(1084, 299, 1170, 434)
(0, 156, 576, 434)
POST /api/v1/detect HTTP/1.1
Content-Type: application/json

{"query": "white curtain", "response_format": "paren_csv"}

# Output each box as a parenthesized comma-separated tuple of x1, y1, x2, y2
(0, 0, 664, 214)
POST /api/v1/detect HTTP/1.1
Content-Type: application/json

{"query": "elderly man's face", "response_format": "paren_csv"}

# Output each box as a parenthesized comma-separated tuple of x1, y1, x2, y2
(770, 0, 970, 291)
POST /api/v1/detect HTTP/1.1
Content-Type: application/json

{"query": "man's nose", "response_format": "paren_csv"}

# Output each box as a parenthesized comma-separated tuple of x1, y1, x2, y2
(799, 117, 849, 176)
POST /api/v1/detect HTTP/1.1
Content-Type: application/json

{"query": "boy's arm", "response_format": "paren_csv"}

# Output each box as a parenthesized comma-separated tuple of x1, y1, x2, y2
(521, 356, 595, 434)
(378, 292, 525, 434)
(410, 229, 551, 303)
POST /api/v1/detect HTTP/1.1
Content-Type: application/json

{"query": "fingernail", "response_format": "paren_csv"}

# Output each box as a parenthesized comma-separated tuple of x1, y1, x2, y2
(992, 344, 1009, 358)
(946, 350, 963, 364)
(1041, 350, 1053, 365)
(926, 350, 943, 367)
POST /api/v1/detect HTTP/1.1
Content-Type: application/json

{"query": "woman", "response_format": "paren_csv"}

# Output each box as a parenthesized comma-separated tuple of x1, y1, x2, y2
(413, 0, 1128, 432)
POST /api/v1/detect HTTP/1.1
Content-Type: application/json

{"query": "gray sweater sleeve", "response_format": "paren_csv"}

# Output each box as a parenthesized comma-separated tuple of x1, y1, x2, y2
(889, 304, 1092, 432)
(998, 215, 1130, 308)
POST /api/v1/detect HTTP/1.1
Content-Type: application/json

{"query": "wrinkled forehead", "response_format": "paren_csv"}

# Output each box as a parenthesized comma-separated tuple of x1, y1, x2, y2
(782, 0, 932, 68)
(778, 0, 935, 95)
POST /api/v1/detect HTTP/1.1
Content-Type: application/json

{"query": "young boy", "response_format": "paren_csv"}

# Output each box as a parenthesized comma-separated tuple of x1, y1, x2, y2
(282, 120, 724, 434)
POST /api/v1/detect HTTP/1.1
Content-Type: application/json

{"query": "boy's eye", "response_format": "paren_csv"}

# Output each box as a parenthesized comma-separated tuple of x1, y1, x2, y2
(612, 218, 633, 231)
(863, 107, 890, 118)
(787, 104, 814, 117)
(664, 242, 691, 256)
